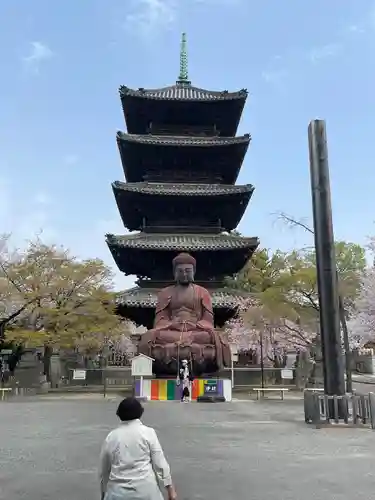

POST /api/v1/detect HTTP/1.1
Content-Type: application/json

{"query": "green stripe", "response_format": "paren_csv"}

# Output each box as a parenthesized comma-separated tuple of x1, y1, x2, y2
(167, 380, 175, 400)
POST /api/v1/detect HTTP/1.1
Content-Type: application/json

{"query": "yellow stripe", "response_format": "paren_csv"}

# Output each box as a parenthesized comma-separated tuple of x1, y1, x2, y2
(198, 379, 205, 396)
(158, 380, 167, 400)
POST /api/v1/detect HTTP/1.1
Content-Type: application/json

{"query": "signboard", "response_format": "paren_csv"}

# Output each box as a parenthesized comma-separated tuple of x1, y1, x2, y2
(230, 343, 238, 362)
(230, 343, 238, 354)
(0, 349, 12, 355)
(204, 380, 218, 395)
(281, 369, 294, 380)
(73, 369, 86, 380)
(131, 354, 153, 377)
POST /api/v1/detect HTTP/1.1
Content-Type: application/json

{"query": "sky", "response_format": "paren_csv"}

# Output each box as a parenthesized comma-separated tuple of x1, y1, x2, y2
(0, 0, 374, 291)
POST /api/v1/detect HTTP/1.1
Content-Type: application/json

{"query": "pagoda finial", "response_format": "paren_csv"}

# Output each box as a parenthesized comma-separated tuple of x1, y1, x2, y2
(177, 32, 190, 85)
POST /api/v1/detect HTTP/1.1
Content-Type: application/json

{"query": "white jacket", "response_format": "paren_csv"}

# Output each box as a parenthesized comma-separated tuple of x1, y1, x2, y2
(99, 419, 172, 500)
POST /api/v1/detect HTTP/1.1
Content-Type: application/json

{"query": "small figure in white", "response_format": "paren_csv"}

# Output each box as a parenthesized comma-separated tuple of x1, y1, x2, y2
(179, 359, 192, 403)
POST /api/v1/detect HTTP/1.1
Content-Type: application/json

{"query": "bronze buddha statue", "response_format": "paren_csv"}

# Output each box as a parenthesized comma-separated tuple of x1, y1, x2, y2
(138, 252, 231, 376)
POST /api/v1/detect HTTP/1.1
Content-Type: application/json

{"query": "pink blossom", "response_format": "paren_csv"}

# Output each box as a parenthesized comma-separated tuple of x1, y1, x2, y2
(348, 267, 375, 348)
(225, 296, 315, 355)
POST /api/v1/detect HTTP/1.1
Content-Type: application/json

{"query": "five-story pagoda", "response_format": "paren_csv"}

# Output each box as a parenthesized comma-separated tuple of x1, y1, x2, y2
(106, 33, 259, 331)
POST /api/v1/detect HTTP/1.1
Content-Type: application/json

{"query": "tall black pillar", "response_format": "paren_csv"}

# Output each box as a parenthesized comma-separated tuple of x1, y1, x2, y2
(308, 120, 345, 396)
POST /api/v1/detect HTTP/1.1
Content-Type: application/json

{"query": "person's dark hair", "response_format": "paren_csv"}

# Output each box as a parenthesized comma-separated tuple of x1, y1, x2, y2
(116, 397, 144, 422)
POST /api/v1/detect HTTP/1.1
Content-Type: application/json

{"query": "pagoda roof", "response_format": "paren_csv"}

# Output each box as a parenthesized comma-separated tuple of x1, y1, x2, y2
(119, 84, 248, 102)
(112, 181, 253, 197)
(116, 286, 249, 328)
(116, 131, 250, 147)
(119, 84, 248, 137)
(106, 232, 259, 279)
(107, 232, 257, 251)
(116, 132, 250, 184)
(112, 181, 254, 232)
(116, 286, 248, 308)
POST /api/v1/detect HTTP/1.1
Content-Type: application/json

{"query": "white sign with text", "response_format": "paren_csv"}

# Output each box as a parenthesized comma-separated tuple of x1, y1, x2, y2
(131, 354, 153, 377)
(73, 369, 86, 380)
(281, 369, 294, 380)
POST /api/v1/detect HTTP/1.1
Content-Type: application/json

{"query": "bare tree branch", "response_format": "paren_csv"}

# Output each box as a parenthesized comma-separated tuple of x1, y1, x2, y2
(0, 261, 24, 295)
(299, 290, 320, 312)
(273, 211, 314, 235)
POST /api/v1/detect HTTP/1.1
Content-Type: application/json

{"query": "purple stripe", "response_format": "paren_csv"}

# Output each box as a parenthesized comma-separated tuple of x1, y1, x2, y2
(217, 379, 224, 396)
(175, 381, 182, 400)
(134, 379, 141, 397)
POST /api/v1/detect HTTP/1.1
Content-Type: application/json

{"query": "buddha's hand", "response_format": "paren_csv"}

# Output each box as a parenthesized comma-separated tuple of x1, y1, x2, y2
(196, 321, 214, 332)
(168, 321, 183, 331)
(153, 321, 174, 332)
(176, 320, 200, 332)
(171, 319, 200, 332)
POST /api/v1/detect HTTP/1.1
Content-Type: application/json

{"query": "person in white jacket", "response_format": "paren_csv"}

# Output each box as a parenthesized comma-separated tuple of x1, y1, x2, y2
(99, 397, 177, 500)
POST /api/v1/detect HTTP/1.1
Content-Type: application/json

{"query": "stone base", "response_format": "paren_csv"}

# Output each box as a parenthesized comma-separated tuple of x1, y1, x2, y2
(134, 378, 232, 401)
(152, 358, 220, 377)
(197, 395, 226, 403)
(135, 396, 149, 403)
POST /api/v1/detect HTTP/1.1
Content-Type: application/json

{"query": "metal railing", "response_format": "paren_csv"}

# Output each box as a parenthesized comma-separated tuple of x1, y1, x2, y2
(304, 391, 375, 428)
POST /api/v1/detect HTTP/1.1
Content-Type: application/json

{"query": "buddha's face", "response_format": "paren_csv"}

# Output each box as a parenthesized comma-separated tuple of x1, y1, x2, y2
(174, 263, 195, 285)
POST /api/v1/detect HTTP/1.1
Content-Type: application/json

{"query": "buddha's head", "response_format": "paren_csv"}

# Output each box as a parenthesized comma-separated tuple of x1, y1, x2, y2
(172, 252, 196, 286)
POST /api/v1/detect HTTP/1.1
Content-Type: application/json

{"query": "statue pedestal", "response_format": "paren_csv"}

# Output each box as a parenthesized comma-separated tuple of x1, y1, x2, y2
(134, 377, 232, 402)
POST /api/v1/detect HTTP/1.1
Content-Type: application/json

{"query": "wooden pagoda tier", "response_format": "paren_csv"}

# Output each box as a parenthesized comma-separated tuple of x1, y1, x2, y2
(106, 233, 259, 282)
(119, 84, 248, 137)
(116, 286, 251, 329)
(116, 132, 251, 184)
(112, 181, 255, 233)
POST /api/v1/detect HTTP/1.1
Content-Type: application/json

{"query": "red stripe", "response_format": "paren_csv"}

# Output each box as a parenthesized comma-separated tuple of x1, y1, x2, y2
(151, 380, 159, 400)
(191, 379, 199, 400)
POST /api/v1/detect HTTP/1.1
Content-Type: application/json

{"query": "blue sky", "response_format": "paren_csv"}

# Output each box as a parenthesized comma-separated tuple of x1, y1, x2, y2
(0, 0, 374, 290)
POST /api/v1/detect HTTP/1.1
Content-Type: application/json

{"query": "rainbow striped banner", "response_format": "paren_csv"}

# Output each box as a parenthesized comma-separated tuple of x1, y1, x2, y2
(134, 378, 230, 401)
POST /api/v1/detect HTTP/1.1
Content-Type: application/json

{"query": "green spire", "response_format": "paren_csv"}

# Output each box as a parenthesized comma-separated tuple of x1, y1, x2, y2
(177, 32, 190, 84)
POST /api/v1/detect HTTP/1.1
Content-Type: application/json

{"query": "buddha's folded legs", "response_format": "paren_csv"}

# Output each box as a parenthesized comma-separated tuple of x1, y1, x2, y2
(139, 328, 214, 346)
(138, 327, 230, 375)
(139, 340, 216, 362)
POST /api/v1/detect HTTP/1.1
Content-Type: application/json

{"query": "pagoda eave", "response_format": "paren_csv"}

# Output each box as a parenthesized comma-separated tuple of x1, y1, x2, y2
(117, 133, 250, 184)
(116, 131, 250, 147)
(112, 181, 254, 232)
(106, 232, 259, 252)
(119, 84, 248, 102)
(112, 181, 254, 197)
(106, 233, 259, 279)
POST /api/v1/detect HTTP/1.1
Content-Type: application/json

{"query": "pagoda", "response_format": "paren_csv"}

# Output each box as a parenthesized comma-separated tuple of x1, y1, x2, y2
(106, 33, 259, 330)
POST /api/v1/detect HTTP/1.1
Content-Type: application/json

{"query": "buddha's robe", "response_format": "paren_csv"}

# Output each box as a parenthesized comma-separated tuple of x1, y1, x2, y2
(138, 284, 230, 367)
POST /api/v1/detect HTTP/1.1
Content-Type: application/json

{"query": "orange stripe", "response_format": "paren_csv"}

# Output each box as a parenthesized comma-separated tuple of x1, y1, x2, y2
(151, 380, 159, 400)
(191, 379, 199, 400)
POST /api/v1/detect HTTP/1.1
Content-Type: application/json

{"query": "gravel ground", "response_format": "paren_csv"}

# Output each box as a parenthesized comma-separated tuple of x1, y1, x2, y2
(1, 397, 375, 500)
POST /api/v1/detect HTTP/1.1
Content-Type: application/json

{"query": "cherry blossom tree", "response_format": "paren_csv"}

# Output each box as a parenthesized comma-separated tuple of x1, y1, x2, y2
(348, 267, 375, 349)
(0, 234, 35, 340)
(346, 235, 375, 349)
(104, 321, 142, 365)
(225, 296, 318, 387)
(225, 296, 316, 363)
